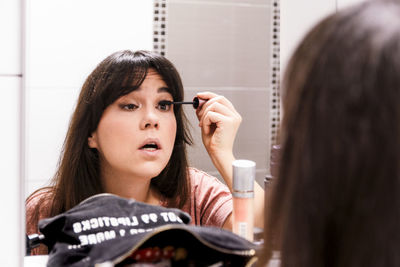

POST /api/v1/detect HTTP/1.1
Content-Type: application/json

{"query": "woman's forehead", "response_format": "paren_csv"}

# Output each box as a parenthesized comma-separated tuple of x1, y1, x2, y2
(145, 69, 165, 82)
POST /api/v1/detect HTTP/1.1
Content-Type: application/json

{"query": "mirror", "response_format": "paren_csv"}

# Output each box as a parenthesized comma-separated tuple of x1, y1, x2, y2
(25, 0, 278, 199)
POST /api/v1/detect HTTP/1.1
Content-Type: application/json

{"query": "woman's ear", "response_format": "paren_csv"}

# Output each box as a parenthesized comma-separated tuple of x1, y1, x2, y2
(88, 132, 98, 149)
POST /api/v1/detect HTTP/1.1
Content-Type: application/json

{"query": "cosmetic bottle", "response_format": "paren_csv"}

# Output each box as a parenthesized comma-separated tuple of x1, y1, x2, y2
(232, 159, 255, 241)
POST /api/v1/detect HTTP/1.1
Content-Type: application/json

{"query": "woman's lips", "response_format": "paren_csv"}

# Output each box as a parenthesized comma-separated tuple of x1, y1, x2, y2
(138, 138, 162, 158)
(138, 138, 161, 150)
(138, 147, 161, 159)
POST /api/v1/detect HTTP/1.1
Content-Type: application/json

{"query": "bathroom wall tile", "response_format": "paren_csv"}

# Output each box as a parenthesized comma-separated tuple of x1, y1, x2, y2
(25, 86, 80, 187)
(25, 179, 49, 199)
(166, 0, 272, 186)
(0, 77, 21, 264)
(170, 0, 269, 7)
(337, 0, 366, 9)
(166, 0, 271, 88)
(26, 0, 153, 88)
(281, 0, 335, 71)
(0, 0, 21, 74)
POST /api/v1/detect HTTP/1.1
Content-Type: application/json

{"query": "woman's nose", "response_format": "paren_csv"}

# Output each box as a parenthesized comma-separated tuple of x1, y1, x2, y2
(140, 108, 159, 130)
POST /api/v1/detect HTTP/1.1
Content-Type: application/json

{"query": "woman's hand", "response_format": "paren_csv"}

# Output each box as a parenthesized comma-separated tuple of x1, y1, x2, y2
(195, 92, 242, 189)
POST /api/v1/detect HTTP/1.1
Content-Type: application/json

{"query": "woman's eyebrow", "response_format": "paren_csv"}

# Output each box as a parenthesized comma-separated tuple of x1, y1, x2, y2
(158, 86, 170, 93)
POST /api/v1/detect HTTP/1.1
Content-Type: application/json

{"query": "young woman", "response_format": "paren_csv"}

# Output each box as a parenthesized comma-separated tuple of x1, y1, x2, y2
(26, 50, 262, 255)
(261, 1, 400, 266)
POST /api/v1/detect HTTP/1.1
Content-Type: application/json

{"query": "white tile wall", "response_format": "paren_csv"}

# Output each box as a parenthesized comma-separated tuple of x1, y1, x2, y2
(25, 86, 80, 195)
(281, 0, 336, 72)
(0, 0, 23, 264)
(0, 78, 22, 264)
(337, 0, 366, 9)
(281, 0, 367, 74)
(0, 0, 21, 74)
(26, 0, 154, 88)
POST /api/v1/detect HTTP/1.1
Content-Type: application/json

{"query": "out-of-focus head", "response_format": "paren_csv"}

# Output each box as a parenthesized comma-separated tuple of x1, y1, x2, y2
(263, 1, 400, 266)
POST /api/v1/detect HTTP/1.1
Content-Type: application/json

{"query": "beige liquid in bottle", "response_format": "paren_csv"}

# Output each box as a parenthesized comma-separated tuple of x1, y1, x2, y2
(232, 160, 256, 241)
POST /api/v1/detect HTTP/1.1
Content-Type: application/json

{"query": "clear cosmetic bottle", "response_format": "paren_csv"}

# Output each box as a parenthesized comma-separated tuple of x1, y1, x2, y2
(232, 159, 256, 241)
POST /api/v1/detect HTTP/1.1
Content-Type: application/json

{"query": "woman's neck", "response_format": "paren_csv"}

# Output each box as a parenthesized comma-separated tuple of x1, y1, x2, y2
(101, 172, 160, 205)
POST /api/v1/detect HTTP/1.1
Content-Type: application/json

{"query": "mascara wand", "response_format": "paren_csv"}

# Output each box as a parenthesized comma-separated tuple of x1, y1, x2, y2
(159, 96, 206, 109)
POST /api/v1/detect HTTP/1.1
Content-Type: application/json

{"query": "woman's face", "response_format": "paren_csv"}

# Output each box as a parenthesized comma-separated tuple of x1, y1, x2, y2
(88, 69, 177, 182)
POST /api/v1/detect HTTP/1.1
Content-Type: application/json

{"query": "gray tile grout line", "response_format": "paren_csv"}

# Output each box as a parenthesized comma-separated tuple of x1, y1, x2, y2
(0, 74, 23, 77)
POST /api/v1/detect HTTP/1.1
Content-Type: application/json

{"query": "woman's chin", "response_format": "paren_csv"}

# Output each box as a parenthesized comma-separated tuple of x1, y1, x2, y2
(134, 167, 165, 180)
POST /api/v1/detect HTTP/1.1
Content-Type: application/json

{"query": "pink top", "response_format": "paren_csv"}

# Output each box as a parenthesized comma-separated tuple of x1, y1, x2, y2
(26, 167, 232, 255)
(183, 167, 232, 226)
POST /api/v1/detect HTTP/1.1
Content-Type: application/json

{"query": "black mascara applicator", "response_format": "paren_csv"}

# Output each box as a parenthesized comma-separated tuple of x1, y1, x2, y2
(159, 97, 206, 109)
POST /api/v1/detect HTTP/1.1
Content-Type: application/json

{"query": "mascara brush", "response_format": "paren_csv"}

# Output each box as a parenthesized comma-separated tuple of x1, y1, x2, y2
(159, 97, 206, 109)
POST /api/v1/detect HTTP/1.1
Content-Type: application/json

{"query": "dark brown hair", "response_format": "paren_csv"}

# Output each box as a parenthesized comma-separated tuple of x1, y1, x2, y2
(262, 1, 400, 266)
(29, 50, 193, 220)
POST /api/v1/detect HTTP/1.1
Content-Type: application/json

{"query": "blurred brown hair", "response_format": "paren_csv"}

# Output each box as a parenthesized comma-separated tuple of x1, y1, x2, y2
(262, 1, 400, 266)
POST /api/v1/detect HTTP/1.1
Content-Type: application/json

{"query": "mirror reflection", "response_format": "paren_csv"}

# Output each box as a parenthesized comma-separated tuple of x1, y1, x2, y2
(25, 0, 274, 198)
(24, 0, 275, 263)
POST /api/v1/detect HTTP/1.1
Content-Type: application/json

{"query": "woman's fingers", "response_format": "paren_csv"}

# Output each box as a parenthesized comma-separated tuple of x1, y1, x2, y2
(194, 91, 241, 157)
(201, 111, 226, 135)
(198, 101, 234, 127)
(196, 92, 236, 118)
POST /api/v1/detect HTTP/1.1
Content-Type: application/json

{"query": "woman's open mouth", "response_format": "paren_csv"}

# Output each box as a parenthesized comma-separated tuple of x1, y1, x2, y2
(140, 142, 159, 151)
(139, 138, 162, 153)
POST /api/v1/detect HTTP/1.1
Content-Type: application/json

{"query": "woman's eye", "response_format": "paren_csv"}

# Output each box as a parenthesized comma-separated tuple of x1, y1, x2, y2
(157, 101, 172, 111)
(120, 103, 138, 110)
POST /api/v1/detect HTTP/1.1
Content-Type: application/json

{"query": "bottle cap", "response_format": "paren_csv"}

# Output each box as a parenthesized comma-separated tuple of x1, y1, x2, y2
(232, 159, 256, 198)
